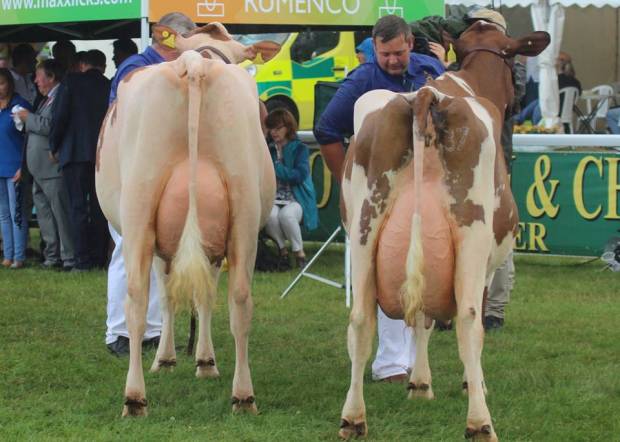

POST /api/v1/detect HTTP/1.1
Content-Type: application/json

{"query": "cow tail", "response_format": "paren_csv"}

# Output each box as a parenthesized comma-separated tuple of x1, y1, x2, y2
(402, 88, 436, 327)
(167, 55, 216, 310)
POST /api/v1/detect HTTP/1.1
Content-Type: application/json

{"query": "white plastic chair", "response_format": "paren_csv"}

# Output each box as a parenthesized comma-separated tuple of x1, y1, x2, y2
(558, 86, 579, 133)
(579, 84, 614, 132)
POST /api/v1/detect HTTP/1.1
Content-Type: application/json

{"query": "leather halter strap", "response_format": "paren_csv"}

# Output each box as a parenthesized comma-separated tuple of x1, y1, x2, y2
(194, 45, 231, 64)
(460, 47, 513, 70)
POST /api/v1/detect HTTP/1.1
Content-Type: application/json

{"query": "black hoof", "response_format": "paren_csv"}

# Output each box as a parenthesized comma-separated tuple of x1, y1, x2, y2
(196, 358, 216, 368)
(123, 398, 147, 417)
(158, 359, 176, 368)
(407, 382, 430, 391)
(339, 418, 367, 439)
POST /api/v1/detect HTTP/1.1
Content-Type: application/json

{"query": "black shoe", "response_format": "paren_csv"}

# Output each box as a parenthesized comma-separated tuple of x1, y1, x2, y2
(107, 336, 129, 356)
(41, 260, 62, 270)
(107, 336, 161, 357)
(484, 316, 504, 331)
(295, 255, 307, 268)
(142, 336, 160, 351)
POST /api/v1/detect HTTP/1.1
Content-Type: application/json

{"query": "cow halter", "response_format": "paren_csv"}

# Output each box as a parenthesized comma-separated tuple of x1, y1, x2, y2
(194, 45, 232, 64)
(460, 47, 514, 70)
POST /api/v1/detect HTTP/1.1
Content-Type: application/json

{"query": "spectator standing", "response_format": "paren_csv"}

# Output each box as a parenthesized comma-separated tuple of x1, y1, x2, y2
(105, 12, 196, 356)
(112, 38, 138, 69)
(50, 49, 111, 271)
(16, 59, 75, 270)
(314, 15, 445, 382)
(355, 37, 375, 64)
(0, 68, 32, 269)
(606, 107, 620, 134)
(264, 108, 318, 268)
(52, 40, 78, 73)
(9, 43, 37, 105)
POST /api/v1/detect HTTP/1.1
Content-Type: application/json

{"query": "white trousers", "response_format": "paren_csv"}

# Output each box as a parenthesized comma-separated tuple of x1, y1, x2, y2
(371, 308, 416, 380)
(264, 202, 303, 252)
(105, 224, 162, 344)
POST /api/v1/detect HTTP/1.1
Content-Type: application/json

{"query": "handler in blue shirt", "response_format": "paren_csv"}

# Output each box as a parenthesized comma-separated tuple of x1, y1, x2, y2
(314, 15, 445, 383)
(314, 15, 445, 184)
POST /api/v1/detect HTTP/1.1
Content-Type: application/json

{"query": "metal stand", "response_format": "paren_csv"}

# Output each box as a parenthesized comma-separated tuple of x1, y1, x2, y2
(280, 225, 352, 307)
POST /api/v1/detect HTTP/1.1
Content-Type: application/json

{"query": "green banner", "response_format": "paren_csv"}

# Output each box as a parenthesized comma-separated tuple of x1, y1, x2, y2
(512, 151, 620, 257)
(0, 0, 141, 26)
(151, 0, 443, 26)
(308, 149, 620, 257)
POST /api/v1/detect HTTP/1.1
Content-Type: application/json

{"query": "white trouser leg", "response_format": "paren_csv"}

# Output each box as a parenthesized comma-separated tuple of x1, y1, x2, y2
(278, 202, 303, 253)
(264, 205, 286, 249)
(105, 224, 162, 344)
(371, 307, 416, 380)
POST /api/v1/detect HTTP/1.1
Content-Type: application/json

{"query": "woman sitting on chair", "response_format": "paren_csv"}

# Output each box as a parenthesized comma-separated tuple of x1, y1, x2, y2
(264, 108, 318, 268)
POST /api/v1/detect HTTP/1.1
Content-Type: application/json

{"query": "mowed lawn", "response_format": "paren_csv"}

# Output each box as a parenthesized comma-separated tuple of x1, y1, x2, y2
(1, 245, 619, 441)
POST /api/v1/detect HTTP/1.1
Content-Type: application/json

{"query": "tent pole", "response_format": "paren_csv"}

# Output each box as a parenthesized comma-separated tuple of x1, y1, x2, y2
(140, 0, 150, 51)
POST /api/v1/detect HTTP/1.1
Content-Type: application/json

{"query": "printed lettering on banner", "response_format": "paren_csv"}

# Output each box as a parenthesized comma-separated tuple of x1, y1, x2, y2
(197, 0, 225, 17)
(378, 0, 403, 18)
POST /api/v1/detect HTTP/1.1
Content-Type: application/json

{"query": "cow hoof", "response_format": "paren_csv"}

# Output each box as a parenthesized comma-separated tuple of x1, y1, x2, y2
(407, 382, 434, 400)
(122, 398, 148, 417)
(231, 396, 258, 414)
(196, 358, 219, 379)
(338, 418, 367, 439)
(464, 424, 497, 441)
(150, 359, 176, 373)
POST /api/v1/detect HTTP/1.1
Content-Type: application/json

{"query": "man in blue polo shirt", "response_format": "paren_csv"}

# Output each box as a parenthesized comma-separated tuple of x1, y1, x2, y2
(314, 15, 445, 382)
(105, 12, 196, 356)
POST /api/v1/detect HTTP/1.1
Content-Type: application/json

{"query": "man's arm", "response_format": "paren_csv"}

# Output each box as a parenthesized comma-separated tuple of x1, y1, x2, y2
(50, 80, 70, 155)
(313, 67, 370, 182)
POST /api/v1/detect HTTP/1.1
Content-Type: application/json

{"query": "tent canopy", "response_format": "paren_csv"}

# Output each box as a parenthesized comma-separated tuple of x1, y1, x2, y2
(0, 19, 141, 43)
(445, 0, 620, 6)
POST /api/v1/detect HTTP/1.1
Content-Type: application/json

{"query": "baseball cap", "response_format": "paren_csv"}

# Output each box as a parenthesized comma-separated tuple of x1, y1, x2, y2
(466, 8, 507, 34)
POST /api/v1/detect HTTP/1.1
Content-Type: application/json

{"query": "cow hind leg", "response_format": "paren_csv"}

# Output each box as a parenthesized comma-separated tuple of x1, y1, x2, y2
(150, 257, 177, 372)
(339, 239, 377, 440)
(195, 264, 221, 379)
(454, 238, 497, 441)
(407, 311, 435, 400)
(226, 222, 259, 414)
(122, 234, 155, 417)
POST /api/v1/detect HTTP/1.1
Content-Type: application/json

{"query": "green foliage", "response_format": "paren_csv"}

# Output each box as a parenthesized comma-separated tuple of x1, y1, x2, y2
(1, 249, 618, 441)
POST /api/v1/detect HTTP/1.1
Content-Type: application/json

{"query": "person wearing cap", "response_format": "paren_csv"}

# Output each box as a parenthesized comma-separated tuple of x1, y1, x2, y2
(314, 15, 445, 383)
(355, 37, 375, 64)
(105, 12, 197, 357)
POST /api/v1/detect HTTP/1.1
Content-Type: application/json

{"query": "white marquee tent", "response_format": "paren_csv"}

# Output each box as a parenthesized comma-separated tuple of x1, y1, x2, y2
(445, 0, 620, 128)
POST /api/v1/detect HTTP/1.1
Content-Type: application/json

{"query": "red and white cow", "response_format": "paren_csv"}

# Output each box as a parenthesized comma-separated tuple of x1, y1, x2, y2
(96, 23, 277, 416)
(338, 22, 549, 440)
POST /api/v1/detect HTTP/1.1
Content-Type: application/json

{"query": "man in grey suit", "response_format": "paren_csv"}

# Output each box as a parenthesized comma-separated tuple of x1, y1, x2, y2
(16, 59, 75, 269)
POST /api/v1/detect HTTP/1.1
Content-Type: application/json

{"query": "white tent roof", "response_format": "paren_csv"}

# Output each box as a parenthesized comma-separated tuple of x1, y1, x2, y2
(445, 0, 620, 7)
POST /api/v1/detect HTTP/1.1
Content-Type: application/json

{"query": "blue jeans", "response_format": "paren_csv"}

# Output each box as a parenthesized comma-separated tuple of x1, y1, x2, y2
(607, 107, 620, 134)
(517, 99, 542, 125)
(0, 177, 28, 262)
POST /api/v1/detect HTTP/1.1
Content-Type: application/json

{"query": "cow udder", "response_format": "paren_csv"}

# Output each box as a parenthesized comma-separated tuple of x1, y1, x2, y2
(376, 180, 457, 321)
(156, 159, 229, 262)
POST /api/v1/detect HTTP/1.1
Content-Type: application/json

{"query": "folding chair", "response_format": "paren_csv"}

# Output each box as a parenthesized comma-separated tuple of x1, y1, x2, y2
(578, 84, 614, 133)
(558, 86, 579, 133)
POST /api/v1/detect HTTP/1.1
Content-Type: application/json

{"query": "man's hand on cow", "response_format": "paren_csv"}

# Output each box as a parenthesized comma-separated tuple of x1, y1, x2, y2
(48, 151, 59, 163)
(244, 45, 258, 62)
(429, 42, 449, 67)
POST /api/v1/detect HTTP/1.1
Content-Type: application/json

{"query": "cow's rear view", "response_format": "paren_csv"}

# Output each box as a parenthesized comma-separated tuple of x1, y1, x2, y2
(338, 22, 549, 440)
(96, 50, 275, 416)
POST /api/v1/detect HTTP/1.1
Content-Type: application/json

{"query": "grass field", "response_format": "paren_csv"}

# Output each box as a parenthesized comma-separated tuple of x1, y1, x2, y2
(1, 244, 619, 441)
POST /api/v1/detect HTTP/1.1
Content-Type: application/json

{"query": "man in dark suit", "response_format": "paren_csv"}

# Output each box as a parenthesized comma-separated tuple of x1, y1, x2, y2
(50, 49, 111, 270)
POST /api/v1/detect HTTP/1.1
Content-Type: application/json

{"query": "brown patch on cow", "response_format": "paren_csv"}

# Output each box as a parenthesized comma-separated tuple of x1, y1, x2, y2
(431, 97, 487, 226)
(493, 140, 519, 244)
(354, 96, 415, 244)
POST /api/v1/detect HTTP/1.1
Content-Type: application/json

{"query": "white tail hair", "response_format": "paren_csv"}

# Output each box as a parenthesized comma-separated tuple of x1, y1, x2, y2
(167, 54, 216, 310)
(401, 92, 433, 327)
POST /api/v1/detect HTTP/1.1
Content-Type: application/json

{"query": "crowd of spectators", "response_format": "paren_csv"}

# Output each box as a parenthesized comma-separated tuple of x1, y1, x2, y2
(0, 38, 138, 271)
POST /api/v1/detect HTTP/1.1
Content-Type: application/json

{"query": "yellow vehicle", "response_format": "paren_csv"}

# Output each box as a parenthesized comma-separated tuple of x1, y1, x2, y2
(236, 31, 370, 130)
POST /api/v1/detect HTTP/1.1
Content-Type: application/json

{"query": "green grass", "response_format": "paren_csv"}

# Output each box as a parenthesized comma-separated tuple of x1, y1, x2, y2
(1, 245, 619, 441)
